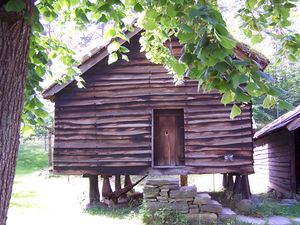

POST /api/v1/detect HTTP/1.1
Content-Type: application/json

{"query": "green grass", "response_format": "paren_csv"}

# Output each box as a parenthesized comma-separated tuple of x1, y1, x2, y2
(250, 194, 300, 218)
(10, 141, 48, 210)
(16, 141, 48, 176)
(84, 206, 139, 219)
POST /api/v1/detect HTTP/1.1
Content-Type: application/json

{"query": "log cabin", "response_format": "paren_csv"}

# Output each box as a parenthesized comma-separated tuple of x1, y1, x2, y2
(43, 28, 269, 203)
(254, 105, 300, 198)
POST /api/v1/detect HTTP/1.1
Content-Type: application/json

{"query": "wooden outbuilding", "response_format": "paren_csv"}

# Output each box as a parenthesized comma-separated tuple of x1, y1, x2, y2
(254, 105, 300, 197)
(43, 28, 268, 203)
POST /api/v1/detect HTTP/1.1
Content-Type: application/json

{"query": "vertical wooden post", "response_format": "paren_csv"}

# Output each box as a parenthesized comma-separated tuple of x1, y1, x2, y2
(233, 175, 242, 195)
(228, 174, 234, 190)
(124, 175, 133, 186)
(89, 175, 100, 204)
(124, 175, 134, 193)
(180, 175, 188, 186)
(115, 175, 121, 191)
(223, 173, 234, 190)
(222, 174, 228, 189)
(102, 176, 112, 198)
(47, 128, 53, 167)
(241, 175, 252, 199)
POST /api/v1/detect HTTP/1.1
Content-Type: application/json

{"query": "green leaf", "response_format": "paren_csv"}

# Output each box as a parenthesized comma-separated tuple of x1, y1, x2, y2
(214, 23, 229, 36)
(104, 28, 116, 41)
(236, 89, 251, 102)
(75, 8, 89, 23)
(257, 70, 275, 82)
(245, 82, 264, 97)
(143, 18, 156, 30)
(247, 0, 257, 9)
(4, 0, 25, 12)
(230, 105, 241, 119)
(122, 54, 129, 61)
(268, 86, 286, 96)
(244, 29, 252, 38)
(215, 31, 236, 49)
(172, 63, 186, 76)
(189, 8, 206, 19)
(221, 91, 235, 105)
(120, 46, 130, 53)
(251, 34, 263, 44)
(263, 95, 276, 109)
(21, 125, 34, 137)
(116, 32, 130, 42)
(179, 24, 193, 33)
(278, 100, 294, 111)
(108, 52, 118, 64)
(167, 5, 177, 17)
(107, 41, 120, 54)
(35, 109, 48, 118)
(134, 3, 143, 12)
(177, 31, 194, 42)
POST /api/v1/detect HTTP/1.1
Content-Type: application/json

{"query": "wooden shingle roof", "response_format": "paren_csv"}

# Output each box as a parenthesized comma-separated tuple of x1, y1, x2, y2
(42, 28, 269, 100)
(254, 105, 300, 139)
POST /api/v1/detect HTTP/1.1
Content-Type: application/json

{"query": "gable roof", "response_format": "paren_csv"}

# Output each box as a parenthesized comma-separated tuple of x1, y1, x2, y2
(254, 105, 300, 139)
(42, 28, 269, 100)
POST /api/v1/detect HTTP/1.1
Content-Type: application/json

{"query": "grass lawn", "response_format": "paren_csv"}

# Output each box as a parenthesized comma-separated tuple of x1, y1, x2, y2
(8, 140, 142, 225)
(7, 140, 300, 225)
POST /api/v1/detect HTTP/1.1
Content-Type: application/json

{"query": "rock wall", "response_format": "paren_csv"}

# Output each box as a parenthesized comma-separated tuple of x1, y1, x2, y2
(143, 178, 236, 223)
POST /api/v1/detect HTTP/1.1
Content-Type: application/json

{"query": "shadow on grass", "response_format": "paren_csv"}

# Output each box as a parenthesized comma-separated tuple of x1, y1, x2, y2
(83, 206, 140, 219)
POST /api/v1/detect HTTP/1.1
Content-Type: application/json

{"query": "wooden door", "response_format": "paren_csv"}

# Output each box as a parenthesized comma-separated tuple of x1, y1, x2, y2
(153, 109, 184, 166)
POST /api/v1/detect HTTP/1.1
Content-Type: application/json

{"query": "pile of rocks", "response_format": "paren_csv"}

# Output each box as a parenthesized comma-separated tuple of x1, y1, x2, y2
(143, 178, 236, 224)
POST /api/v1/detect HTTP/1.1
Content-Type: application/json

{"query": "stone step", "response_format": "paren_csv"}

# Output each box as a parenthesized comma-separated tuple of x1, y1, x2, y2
(236, 215, 265, 225)
(218, 208, 236, 221)
(267, 216, 291, 225)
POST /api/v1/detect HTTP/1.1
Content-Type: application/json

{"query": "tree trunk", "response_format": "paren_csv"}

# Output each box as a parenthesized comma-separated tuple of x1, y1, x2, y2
(0, 2, 33, 224)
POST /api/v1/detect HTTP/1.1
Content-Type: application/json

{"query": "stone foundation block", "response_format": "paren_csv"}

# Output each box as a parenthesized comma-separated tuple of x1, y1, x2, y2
(200, 200, 222, 213)
(218, 208, 236, 221)
(169, 185, 197, 198)
(189, 208, 200, 214)
(145, 178, 179, 186)
(194, 193, 211, 205)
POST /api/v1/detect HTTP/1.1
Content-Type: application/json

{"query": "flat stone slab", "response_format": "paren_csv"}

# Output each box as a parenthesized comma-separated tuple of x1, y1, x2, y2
(236, 215, 265, 225)
(160, 184, 179, 190)
(219, 208, 236, 221)
(169, 185, 197, 198)
(200, 200, 222, 213)
(199, 213, 218, 224)
(267, 216, 291, 225)
(143, 188, 160, 198)
(145, 178, 179, 186)
(189, 208, 199, 214)
(292, 218, 300, 224)
(146, 201, 189, 213)
(194, 193, 211, 205)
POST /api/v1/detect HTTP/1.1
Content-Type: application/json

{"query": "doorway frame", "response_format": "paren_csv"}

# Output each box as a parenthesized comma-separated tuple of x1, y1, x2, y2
(151, 108, 185, 168)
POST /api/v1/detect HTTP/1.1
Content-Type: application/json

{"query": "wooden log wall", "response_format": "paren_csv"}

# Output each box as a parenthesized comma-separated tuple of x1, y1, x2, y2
(53, 34, 254, 175)
(254, 129, 292, 196)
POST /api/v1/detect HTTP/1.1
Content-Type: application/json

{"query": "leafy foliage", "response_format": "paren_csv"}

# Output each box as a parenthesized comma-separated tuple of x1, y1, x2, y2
(3, 0, 300, 129)
(253, 61, 300, 128)
(141, 207, 188, 225)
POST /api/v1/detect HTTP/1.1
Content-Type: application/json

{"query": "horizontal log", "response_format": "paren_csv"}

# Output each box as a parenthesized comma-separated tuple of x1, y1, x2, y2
(52, 165, 254, 176)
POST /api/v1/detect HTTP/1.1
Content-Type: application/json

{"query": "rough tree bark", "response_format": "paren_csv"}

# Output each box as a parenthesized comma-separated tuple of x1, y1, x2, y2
(0, 1, 33, 224)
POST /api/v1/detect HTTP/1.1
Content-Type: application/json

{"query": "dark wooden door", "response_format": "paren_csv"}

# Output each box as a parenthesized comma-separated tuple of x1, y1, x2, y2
(153, 109, 184, 166)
